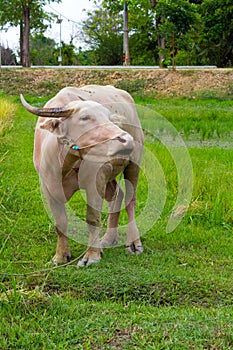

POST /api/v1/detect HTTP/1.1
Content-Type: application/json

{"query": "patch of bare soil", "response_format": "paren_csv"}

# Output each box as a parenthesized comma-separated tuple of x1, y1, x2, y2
(105, 328, 133, 349)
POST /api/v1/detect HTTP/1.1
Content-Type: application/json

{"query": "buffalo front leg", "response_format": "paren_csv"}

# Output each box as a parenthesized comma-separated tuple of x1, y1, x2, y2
(101, 180, 124, 247)
(77, 204, 103, 267)
(77, 181, 105, 267)
(124, 164, 143, 255)
(43, 187, 71, 264)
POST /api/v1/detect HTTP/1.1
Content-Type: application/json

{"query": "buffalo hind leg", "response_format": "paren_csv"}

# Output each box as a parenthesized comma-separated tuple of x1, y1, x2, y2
(124, 164, 143, 255)
(101, 180, 124, 247)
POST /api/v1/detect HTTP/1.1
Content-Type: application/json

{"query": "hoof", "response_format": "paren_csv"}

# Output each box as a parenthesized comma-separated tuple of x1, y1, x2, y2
(77, 249, 102, 267)
(77, 257, 101, 267)
(53, 251, 71, 265)
(126, 242, 144, 255)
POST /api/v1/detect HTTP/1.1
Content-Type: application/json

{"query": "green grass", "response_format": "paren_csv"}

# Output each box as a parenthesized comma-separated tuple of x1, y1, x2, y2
(1, 95, 233, 349)
(135, 96, 233, 141)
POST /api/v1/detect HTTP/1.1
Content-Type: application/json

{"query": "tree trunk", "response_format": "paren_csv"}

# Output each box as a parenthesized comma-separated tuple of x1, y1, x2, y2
(22, 5, 30, 67)
(171, 31, 176, 70)
(158, 34, 165, 65)
(123, 2, 130, 66)
(156, 13, 166, 67)
(20, 20, 23, 65)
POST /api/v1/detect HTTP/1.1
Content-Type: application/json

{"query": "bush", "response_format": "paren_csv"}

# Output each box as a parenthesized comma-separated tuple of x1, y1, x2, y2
(174, 50, 198, 66)
(0, 98, 16, 135)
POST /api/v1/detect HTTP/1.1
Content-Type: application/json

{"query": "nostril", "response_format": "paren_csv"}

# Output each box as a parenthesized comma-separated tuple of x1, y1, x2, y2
(114, 136, 127, 143)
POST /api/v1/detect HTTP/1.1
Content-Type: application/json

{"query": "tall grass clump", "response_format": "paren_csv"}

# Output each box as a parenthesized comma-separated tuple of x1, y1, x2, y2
(0, 97, 16, 135)
(135, 97, 233, 140)
(189, 148, 233, 227)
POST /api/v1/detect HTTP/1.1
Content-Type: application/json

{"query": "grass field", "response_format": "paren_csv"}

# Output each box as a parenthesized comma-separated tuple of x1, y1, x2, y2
(0, 93, 233, 349)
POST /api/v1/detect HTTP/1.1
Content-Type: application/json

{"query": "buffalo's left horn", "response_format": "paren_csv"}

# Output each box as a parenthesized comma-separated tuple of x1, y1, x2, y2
(20, 94, 74, 118)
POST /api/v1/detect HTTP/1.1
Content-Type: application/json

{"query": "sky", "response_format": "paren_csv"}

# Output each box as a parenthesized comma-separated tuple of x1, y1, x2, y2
(1, 0, 95, 51)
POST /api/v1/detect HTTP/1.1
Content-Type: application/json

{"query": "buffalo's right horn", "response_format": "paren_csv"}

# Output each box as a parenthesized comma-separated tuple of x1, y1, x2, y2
(20, 94, 74, 118)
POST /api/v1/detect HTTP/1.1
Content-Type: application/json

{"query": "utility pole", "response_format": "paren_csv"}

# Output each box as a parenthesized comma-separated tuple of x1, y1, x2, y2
(123, 2, 130, 66)
(57, 15, 63, 65)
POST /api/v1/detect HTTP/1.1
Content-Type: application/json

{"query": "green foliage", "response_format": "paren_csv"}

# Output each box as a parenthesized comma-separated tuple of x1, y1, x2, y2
(156, 0, 200, 65)
(98, 0, 159, 65)
(129, 25, 158, 66)
(31, 36, 81, 66)
(92, 33, 123, 65)
(98, 0, 200, 65)
(81, 6, 123, 65)
(1, 0, 233, 67)
(157, 0, 199, 34)
(30, 34, 57, 66)
(76, 47, 95, 66)
(198, 0, 233, 67)
(173, 31, 200, 66)
(0, 0, 61, 66)
(0, 0, 60, 28)
(88, 0, 233, 67)
(53, 41, 79, 66)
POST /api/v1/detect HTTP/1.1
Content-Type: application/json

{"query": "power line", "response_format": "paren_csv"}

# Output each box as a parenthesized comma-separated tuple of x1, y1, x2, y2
(46, 5, 81, 25)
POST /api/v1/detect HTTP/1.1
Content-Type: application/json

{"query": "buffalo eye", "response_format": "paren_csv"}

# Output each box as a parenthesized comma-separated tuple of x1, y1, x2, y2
(80, 115, 90, 121)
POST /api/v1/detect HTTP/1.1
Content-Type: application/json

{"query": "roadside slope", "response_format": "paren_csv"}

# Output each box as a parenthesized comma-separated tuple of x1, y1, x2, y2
(0, 68, 232, 98)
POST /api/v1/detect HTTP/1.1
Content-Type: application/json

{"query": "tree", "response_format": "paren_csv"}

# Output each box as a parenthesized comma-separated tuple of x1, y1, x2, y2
(76, 47, 95, 66)
(198, 0, 233, 67)
(30, 34, 57, 65)
(30, 34, 80, 66)
(91, 0, 159, 65)
(86, 0, 232, 67)
(155, 0, 199, 66)
(81, 5, 123, 65)
(98, 0, 198, 66)
(53, 41, 79, 66)
(123, 2, 130, 65)
(0, 0, 61, 67)
(0, 45, 17, 65)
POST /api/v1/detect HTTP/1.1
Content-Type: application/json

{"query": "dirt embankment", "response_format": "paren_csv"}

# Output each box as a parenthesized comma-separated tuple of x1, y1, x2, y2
(0, 68, 232, 98)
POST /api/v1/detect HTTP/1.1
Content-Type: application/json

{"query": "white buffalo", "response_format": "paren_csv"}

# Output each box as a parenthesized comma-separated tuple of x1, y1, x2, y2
(21, 85, 144, 266)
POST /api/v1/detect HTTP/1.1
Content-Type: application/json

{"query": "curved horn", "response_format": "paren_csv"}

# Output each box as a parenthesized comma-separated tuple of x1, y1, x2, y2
(20, 94, 74, 118)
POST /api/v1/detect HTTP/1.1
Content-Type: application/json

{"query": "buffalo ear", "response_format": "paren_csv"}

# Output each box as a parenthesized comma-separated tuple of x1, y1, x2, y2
(40, 119, 62, 133)
(109, 114, 126, 127)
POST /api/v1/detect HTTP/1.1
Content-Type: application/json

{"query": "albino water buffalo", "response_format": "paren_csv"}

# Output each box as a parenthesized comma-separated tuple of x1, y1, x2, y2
(21, 85, 144, 266)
